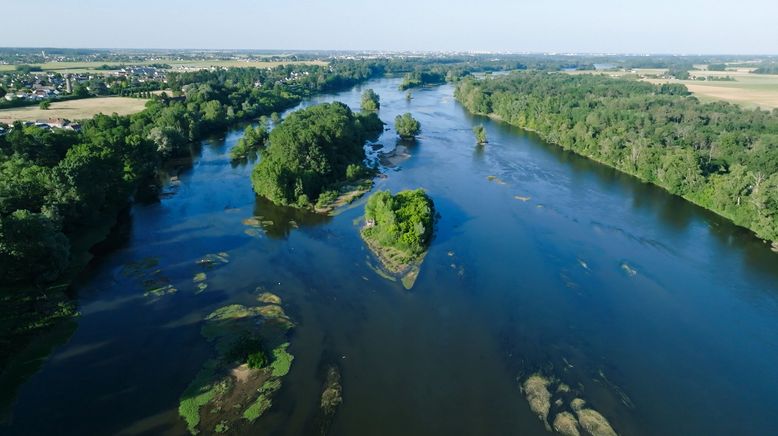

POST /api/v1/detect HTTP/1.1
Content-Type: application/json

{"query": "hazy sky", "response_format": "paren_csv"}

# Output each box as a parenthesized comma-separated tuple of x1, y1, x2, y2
(2, 0, 777, 54)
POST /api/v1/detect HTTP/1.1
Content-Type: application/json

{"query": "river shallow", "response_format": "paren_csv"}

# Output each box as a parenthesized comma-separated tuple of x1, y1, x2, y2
(3, 77, 778, 435)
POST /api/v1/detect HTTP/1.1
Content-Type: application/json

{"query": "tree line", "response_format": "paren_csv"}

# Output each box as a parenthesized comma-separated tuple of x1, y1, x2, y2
(455, 72, 778, 243)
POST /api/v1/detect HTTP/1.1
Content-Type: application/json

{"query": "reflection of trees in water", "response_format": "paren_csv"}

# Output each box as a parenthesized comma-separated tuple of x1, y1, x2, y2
(252, 196, 332, 239)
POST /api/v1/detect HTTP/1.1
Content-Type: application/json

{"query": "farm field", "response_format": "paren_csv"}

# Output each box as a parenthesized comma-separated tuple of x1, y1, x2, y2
(0, 97, 149, 123)
(0, 59, 327, 74)
(568, 67, 778, 110)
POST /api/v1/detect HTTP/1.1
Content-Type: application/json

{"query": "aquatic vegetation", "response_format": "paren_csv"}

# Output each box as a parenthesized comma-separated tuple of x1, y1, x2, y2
(523, 374, 552, 428)
(366, 261, 397, 282)
(571, 399, 618, 436)
(553, 411, 581, 436)
(144, 283, 177, 297)
(192, 272, 208, 293)
(120, 257, 160, 278)
(244, 228, 263, 239)
(270, 343, 294, 377)
(400, 265, 422, 290)
(196, 252, 230, 268)
(179, 298, 296, 433)
(620, 262, 637, 277)
(514, 195, 531, 202)
(257, 291, 282, 305)
(243, 394, 273, 422)
(487, 175, 507, 185)
(320, 366, 343, 414)
(314, 179, 374, 215)
(178, 361, 219, 434)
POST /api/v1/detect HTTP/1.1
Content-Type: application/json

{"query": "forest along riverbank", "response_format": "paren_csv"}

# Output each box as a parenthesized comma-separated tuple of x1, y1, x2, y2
(2, 77, 778, 436)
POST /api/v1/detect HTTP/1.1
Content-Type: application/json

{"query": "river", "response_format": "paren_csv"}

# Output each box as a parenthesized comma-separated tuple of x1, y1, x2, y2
(3, 77, 778, 435)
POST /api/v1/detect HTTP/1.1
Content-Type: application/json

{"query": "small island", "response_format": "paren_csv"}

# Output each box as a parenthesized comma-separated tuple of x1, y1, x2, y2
(361, 189, 435, 289)
(251, 102, 382, 212)
(395, 112, 421, 139)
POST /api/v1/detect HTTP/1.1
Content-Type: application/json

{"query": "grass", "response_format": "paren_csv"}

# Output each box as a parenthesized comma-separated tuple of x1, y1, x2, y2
(178, 361, 219, 435)
(270, 343, 294, 377)
(0, 97, 149, 123)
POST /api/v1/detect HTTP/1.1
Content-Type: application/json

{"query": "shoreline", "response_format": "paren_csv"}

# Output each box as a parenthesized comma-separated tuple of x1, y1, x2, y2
(470, 110, 778, 249)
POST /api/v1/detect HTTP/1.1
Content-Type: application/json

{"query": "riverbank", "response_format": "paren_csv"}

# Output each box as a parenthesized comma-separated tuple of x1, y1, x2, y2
(465, 105, 778, 250)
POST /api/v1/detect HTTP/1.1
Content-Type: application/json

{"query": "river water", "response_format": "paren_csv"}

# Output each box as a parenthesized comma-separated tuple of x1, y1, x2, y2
(3, 77, 778, 435)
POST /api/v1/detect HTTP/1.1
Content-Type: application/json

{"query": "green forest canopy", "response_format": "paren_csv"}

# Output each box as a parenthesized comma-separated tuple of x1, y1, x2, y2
(455, 72, 778, 242)
(251, 102, 382, 208)
(362, 189, 435, 261)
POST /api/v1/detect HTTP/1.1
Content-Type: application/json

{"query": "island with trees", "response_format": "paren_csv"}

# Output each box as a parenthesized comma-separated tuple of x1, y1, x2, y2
(395, 113, 421, 139)
(399, 71, 446, 90)
(360, 89, 380, 112)
(473, 124, 488, 145)
(251, 102, 383, 212)
(455, 72, 778, 246)
(361, 189, 435, 289)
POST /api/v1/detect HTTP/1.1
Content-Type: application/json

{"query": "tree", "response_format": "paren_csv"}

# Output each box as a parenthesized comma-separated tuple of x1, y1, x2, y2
(362, 189, 435, 260)
(39, 100, 51, 110)
(0, 209, 70, 283)
(360, 89, 380, 111)
(473, 124, 487, 144)
(251, 102, 381, 207)
(230, 125, 268, 162)
(395, 113, 420, 139)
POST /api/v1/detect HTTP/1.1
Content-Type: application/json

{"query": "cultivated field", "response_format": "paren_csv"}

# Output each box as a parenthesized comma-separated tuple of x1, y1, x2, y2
(0, 97, 149, 123)
(0, 59, 327, 74)
(646, 69, 778, 110)
(568, 67, 778, 110)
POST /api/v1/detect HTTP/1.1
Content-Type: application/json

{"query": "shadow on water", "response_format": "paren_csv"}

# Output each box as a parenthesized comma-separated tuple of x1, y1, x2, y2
(252, 196, 333, 239)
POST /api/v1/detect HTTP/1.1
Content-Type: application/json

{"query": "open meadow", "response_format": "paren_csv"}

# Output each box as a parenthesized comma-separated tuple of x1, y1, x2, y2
(0, 97, 149, 123)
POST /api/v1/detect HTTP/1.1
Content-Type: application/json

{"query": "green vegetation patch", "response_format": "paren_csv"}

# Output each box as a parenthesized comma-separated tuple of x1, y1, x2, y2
(270, 343, 294, 377)
(179, 298, 296, 434)
(361, 189, 435, 283)
(251, 102, 382, 209)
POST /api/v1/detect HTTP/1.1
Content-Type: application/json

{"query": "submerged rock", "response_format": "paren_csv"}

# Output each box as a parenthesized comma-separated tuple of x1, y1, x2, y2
(320, 366, 343, 415)
(523, 374, 552, 429)
(571, 398, 618, 436)
(553, 411, 581, 436)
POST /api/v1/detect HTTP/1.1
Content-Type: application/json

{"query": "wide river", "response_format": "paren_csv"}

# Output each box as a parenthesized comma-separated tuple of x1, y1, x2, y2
(3, 77, 778, 435)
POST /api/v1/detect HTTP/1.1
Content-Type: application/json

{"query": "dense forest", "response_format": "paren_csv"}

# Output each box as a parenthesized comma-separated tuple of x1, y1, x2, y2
(251, 102, 382, 208)
(455, 72, 778, 243)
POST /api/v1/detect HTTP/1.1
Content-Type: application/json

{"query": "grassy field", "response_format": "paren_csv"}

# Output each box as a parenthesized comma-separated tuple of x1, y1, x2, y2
(0, 59, 327, 74)
(567, 67, 778, 110)
(0, 97, 149, 123)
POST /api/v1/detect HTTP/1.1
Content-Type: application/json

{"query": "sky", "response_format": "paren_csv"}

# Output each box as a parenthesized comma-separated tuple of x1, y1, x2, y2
(2, 0, 777, 54)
